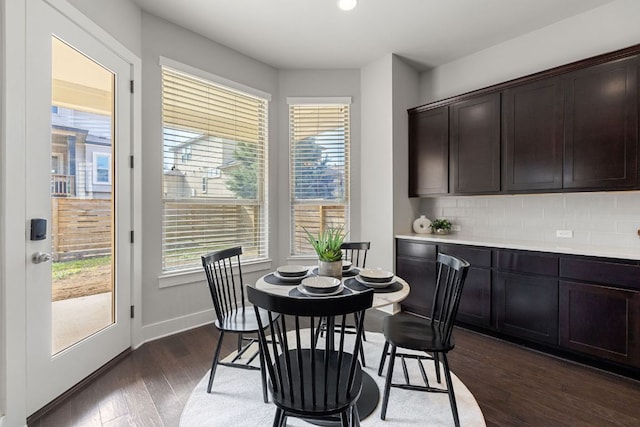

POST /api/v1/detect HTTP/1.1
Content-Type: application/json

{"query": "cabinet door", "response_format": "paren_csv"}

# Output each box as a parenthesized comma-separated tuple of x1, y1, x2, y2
(503, 78, 563, 191)
(559, 281, 640, 367)
(408, 107, 449, 196)
(563, 55, 639, 189)
(494, 272, 558, 345)
(397, 256, 437, 317)
(457, 267, 492, 328)
(450, 93, 501, 194)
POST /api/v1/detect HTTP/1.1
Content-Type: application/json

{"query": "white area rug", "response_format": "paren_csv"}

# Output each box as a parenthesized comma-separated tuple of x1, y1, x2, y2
(180, 330, 485, 426)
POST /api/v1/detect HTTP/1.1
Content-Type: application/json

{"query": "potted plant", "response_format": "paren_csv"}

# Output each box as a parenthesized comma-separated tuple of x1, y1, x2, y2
(304, 225, 347, 278)
(430, 218, 452, 235)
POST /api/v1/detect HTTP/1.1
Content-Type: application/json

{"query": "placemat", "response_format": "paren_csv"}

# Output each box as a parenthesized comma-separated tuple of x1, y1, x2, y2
(263, 273, 309, 286)
(344, 278, 403, 293)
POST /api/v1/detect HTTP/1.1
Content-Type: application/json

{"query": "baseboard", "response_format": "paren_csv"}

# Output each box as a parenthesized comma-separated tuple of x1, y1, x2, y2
(141, 308, 215, 344)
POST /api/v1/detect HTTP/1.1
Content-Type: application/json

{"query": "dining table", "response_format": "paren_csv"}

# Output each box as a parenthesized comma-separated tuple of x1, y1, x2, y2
(254, 264, 410, 423)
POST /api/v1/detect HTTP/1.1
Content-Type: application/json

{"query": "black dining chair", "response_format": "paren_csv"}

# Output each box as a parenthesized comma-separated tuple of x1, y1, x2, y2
(377, 253, 470, 426)
(247, 283, 374, 427)
(317, 241, 371, 366)
(201, 246, 275, 403)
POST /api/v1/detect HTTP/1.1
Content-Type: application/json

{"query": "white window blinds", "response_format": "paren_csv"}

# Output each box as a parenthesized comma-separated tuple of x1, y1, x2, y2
(162, 66, 268, 271)
(289, 101, 350, 256)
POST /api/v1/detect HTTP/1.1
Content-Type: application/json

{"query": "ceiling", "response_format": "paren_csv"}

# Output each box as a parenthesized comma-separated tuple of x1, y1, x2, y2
(132, 0, 615, 70)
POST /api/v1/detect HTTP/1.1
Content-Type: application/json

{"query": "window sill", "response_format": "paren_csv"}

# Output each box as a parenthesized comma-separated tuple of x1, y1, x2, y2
(158, 258, 273, 289)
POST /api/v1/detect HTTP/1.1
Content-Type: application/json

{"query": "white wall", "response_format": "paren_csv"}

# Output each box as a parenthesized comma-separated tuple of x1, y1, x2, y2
(391, 56, 420, 238)
(361, 55, 395, 271)
(139, 12, 279, 340)
(416, 0, 640, 254)
(67, 0, 142, 56)
(420, 0, 640, 103)
(277, 69, 361, 263)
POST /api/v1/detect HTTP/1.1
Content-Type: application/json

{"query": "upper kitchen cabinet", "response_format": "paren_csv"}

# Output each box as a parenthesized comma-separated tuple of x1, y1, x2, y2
(503, 78, 564, 192)
(408, 106, 449, 196)
(450, 93, 501, 194)
(563, 55, 639, 190)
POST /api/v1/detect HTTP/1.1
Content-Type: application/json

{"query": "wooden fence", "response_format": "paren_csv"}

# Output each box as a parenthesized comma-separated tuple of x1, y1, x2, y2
(51, 198, 112, 261)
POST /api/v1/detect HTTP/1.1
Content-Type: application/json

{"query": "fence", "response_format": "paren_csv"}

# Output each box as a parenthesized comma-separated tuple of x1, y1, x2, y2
(51, 198, 112, 261)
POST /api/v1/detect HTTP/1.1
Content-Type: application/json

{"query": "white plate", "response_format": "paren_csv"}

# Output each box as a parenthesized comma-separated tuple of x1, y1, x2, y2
(358, 268, 394, 282)
(355, 274, 395, 289)
(273, 270, 310, 281)
(276, 265, 309, 277)
(297, 283, 344, 297)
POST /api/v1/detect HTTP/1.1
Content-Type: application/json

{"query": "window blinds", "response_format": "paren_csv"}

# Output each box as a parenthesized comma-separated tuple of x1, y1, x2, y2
(289, 102, 350, 256)
(162, 66, 268, 271)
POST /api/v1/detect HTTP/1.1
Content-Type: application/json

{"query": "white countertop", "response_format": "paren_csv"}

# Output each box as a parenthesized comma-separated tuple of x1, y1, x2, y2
(396, 233, 640, 261)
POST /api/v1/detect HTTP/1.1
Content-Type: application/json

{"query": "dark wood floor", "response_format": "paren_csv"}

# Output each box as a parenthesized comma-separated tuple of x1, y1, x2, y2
(30, 309, 640, 426)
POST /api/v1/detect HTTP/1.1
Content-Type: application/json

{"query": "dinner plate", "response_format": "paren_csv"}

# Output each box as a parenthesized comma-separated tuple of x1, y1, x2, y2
(276, 265, 309, 277)
(297, 283, 344, 297)
(301, 276, 341, 294)
(273, 270, 311, 281)
(355, 274, 395, 289)
(358, 268, 394, 283)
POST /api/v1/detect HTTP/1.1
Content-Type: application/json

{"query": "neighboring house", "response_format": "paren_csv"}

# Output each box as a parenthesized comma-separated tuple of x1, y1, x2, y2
(50, 106, 112, 199)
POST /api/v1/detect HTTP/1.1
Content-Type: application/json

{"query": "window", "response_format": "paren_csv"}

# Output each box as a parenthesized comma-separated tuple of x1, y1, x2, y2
(92, 152, 111, 184)
(162, 64, 269, 272)
(288, 98, 350, 256)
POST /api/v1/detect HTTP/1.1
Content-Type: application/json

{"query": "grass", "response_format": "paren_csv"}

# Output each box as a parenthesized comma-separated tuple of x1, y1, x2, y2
(52, 256, 112, 281)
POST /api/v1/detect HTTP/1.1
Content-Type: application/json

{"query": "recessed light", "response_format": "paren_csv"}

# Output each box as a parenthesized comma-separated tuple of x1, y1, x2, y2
(337, 0, 357, 11)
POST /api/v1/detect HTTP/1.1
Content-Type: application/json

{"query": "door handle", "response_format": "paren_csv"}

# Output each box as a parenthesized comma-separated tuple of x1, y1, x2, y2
(32, 251, 52, 264)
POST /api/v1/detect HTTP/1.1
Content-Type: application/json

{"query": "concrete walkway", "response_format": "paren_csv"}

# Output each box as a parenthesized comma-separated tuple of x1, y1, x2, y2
(52, 292, 112, 354)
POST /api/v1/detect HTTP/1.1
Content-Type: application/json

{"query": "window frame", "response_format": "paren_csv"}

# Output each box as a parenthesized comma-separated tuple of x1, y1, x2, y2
(159, 58, 271, 275)
(92, 152, 112, 185)
(287, 97, 352, 258)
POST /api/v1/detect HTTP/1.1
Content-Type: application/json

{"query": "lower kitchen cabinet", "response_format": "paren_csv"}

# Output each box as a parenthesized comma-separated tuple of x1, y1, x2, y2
(559, 280, 640, 367)
(395, 238, 640, 375)
(494, 272, 558, 345)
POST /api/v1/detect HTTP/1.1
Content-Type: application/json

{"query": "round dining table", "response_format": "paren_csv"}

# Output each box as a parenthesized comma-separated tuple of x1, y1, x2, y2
(254, 265, 410, 423)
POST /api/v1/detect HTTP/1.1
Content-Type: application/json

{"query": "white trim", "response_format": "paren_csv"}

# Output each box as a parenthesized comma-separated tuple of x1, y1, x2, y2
(159, 56, 272, 102)
(158, 259, 273, 289)
(141, 308, 215, 345)
(287, 96, 352, 105)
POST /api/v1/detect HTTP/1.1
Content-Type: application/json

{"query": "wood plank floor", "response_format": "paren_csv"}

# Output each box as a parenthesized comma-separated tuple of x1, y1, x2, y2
(30, 310, 640, 426)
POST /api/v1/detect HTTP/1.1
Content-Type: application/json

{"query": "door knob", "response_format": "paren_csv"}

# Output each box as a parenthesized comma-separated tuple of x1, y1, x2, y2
(32, 251, 52, 264)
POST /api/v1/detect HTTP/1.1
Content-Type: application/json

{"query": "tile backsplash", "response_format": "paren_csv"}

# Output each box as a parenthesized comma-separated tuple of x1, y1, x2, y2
(419, 191, 640, 250)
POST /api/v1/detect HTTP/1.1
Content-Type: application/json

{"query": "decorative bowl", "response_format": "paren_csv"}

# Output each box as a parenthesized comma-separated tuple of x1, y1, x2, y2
(358, 268, 394, 283)
(276, 265, 309, 278)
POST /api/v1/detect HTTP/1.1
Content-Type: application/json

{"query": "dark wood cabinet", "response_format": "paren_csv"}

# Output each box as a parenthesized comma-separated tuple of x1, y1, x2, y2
(450, 93, 501, 194)
(408, 107, 449, 196)
(396, 240, 437, 317)
(559, 280, 640, 367)
(563, 55, 639, 190)
(440, 244, 491, 327)
(503, 77, 563, 191)
(494, 272, 558, 345)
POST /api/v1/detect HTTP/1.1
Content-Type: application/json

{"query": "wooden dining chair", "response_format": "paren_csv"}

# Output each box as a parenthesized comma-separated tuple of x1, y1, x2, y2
(341, 241, 370, 269)
(377, 253, 470, 426)
(247, 284, 374, 427)
(201, 246, 276, 403)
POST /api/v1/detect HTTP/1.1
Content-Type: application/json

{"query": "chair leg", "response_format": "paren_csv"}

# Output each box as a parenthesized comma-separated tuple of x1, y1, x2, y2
(442, 354, 460, 427)
(351, 402, 361, 427)
(258, 337, 268, 403)
(237, 333, 243, 353)
(433, 352, 442, 384)
(378, 340, 389, 376)
(273, 408, 284, 427)
(340, 411, 350, 427)
(380, 344, 397, 420)
(207, 330, 225, 393)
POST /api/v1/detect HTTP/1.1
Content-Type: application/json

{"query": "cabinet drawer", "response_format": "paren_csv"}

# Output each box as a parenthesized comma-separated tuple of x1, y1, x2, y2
(439, 244, 491, 268)
(396, 240, 436, 259)
(560, 258, 640, 291)
(495, 250, 558, 276)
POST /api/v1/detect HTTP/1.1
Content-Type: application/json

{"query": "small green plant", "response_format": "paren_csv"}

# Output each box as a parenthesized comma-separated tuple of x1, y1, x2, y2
(430, 218, 452, 233)
(303, 225, 347, 262)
